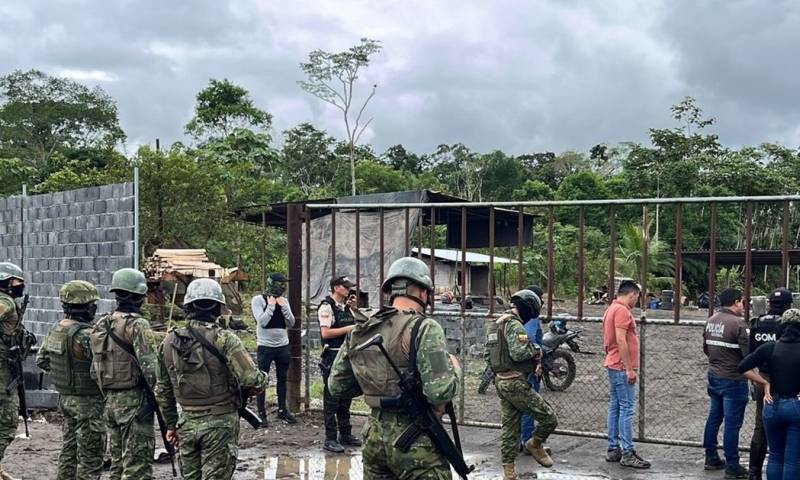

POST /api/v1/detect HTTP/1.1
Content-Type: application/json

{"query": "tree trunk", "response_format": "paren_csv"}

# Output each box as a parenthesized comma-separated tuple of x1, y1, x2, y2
(350, 144, 356, 196)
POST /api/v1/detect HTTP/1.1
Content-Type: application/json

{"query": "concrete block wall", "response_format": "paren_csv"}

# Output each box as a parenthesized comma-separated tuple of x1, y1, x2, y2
(0, 183, 136, 343)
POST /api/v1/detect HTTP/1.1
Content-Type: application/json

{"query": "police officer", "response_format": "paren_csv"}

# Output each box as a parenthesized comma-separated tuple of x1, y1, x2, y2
(328, 257, 462, 479)
(89, 268, 158, 480)
(486, 289, 558, 480)
(747, 287, 792, 480)
(156, 278, 266, 480)
(318, 275, 360, 453)
(37, 280, 105, 480)
(0, 262, 27, 480)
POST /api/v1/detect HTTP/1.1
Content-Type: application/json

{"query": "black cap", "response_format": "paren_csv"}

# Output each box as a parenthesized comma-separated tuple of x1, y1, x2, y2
(330, 275, 356, 289)
(769, 287, 793, 304)
(269, 272, 290, 283)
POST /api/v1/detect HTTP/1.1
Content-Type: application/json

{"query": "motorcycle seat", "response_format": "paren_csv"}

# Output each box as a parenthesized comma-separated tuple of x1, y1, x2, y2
(542, 331, 571, 348)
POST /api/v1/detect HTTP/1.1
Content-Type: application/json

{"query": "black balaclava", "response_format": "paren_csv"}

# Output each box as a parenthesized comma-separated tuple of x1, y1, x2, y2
(768, 300, 792, 317)
(513, 300, 535, 323)
(1, 279, 25, 299)
(186, 299, 222, 322)
(64, 303, 97, 323)
(115, 292, 145, 313)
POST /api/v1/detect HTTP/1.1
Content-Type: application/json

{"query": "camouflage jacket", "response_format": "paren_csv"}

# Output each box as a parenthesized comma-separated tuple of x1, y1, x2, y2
(0, 291, 24, 389)
(155, 319, 266, 429)
(328, 307, 461, 406)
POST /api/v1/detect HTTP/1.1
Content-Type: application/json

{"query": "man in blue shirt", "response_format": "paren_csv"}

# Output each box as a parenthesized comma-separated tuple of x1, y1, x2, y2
(520, 286, 545, 452)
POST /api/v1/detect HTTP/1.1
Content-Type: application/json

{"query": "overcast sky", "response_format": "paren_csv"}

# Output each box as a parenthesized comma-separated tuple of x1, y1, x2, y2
(2, 0, 799, 156)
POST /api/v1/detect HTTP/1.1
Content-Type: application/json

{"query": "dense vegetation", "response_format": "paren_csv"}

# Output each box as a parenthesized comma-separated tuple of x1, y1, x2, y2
(2, 67, 799, 299)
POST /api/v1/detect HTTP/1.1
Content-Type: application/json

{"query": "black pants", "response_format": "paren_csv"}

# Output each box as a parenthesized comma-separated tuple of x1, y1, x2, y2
(321, 350, 352, 440)
(256, 345, 290, 413)
(750, 382, 768, 474)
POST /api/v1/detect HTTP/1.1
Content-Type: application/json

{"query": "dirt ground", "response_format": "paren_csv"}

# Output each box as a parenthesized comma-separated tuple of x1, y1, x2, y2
(3, 411, 755, 479)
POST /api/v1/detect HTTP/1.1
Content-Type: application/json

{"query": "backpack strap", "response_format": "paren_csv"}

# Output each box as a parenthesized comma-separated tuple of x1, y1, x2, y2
(186, 327, 226, 366)
(406, 316, 426, 377)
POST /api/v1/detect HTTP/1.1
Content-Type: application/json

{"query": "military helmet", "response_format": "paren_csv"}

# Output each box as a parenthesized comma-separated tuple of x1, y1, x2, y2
(782, 308, 800, 324)
(184, 278, 225, 305)
(109, 268, 147, 295)
(381, 257, 433, 293)
(511, 289, 542, 313)
(60, 280, 100, 304)
(0, 262, 24, 282)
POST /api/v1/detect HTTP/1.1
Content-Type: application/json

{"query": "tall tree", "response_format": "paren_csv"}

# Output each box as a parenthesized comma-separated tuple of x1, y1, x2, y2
(299, 38, 383, 195)
(0, 69, 125, 166)
(185, 78, 272, 142)
(281, 123, 342, 197)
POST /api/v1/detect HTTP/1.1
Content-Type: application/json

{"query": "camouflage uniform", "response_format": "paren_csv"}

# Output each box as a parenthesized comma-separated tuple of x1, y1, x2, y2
(0, 292, 22, 471)
(329, 307, 461, 480)
(156, 278, 266, 480)
(90, 312, 159, 480)
(487, 311, 557, 466)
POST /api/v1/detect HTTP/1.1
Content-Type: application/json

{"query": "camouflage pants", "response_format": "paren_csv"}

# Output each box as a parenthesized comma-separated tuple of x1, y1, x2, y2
(0, 393, 18, 464)
(178, 411, 240, 480)
(58, 395, 106, 480)
(362, 411, 451, 480)
(105, 389, 155, 480)
(496, 377, 558, 464)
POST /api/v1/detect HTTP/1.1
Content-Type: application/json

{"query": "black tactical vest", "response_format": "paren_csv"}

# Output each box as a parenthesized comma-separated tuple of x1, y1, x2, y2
(264, 305, 286, 329)
(750, 314, 783, 374)
(319, 296, 355, 349)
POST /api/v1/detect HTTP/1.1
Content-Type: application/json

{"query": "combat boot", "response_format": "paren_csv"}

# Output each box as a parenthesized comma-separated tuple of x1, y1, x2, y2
(525, 438, 554, 467)
(502, 464, 518, 480)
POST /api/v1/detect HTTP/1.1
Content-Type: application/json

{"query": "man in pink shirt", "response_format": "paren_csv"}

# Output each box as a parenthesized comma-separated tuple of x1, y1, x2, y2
(603, 280, 651, 469)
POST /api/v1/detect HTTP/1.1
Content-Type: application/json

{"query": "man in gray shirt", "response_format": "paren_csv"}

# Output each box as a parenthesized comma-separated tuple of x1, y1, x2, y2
(253, 272, 297, 425)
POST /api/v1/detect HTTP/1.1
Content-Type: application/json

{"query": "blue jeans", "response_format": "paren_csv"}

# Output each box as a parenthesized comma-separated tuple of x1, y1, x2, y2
(702, 372, 748, 467)
(763, 396, 800, 480)
(607, 368, 637, 454)
(520, 373, 541, 445)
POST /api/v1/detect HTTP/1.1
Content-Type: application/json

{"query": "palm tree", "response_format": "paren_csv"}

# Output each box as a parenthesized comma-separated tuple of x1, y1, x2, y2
(617, 222, 674, 290)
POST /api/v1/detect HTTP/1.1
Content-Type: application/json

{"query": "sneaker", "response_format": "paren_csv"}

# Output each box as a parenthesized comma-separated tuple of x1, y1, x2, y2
(323, 439, 345, 453)
(277, 409, 297, 425)
(724, 465, 749, 479)
(705, 454, 725, 470)
(340, 434, 362, 446)
(605, 447, 622, 462)
(620, 451, 651, 469)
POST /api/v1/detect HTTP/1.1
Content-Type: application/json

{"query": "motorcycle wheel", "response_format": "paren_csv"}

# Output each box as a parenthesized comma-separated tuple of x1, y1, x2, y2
(543, 349, 576, 392)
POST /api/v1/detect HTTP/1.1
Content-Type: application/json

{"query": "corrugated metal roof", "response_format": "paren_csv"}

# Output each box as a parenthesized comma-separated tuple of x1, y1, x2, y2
(413, 247, 518, 264)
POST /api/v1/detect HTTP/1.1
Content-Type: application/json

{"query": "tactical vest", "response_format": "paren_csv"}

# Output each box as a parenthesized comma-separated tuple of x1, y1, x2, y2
(0, 292, 21, 341)
(45, 319, 100, 396)
(486, 313, 533, 375)
(319, 296, 355, 350)
(264, 305, 286, 329)
(89, 312, 142, 390)
(750, 314, 783, 374)
(347, 308, 421, 408)
(162, 324, 239, 410)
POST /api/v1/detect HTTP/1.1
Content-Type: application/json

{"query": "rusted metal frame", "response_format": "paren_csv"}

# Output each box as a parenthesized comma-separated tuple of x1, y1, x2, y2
(304, 206, 312, 409)
(489, 207, 496, 315)
(285, 204, 303, 410)
(261, 211, 267, 291)
(782, 200, 790, 287)
(430, 207, 436, 314)
(674, 204, 683, 324)
(577, 207, 585, 320)
(459, 206, 467, 422)
(517, 207, 524, 290)
(546, 207, 555, 321)
(404, 208, 410, 256)
(355, 208, 361, 302)
(331, 209, 337, 278)
(608, 207, 616, 305)
(708, 204, 718, 318)
(638, 205, 648, 441)
(379, 208, 385, 305)
(744, 202, 754, 323)
(417, 209, 424, 259)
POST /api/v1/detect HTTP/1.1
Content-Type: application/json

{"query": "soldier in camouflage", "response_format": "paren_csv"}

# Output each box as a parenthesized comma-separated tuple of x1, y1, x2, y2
(0, 262, 27, 480)
(328, 257, 462, 479)
(89, 268, 159, 480)
(156, 278, 266, 480)
(37, 280, 106, 480)
(486, 289, 558, 480)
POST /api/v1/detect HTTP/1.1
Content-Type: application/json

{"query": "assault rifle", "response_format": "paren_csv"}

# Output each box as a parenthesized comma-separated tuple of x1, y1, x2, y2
(355, 333, 474, 479)
(5, 327, 36, 438)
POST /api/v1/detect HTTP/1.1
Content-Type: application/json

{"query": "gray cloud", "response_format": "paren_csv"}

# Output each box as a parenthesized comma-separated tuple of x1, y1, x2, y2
(1, 0, 798, 156)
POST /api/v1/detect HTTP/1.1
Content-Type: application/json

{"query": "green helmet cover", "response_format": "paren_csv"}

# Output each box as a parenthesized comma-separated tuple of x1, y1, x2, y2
(381, 257, 433, 294)
(511, 289, 542, 312)
(782, 308, 800, 324)
(110, 268, 147, 295)
(184, 278, 225, 305)
(0, 262, 24, 282)
(60, 280, 100, 304)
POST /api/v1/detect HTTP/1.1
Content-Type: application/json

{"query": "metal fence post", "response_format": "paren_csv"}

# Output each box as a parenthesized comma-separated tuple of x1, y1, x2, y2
(286, 203, 303, 411)
(638, 205, 649, 442)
